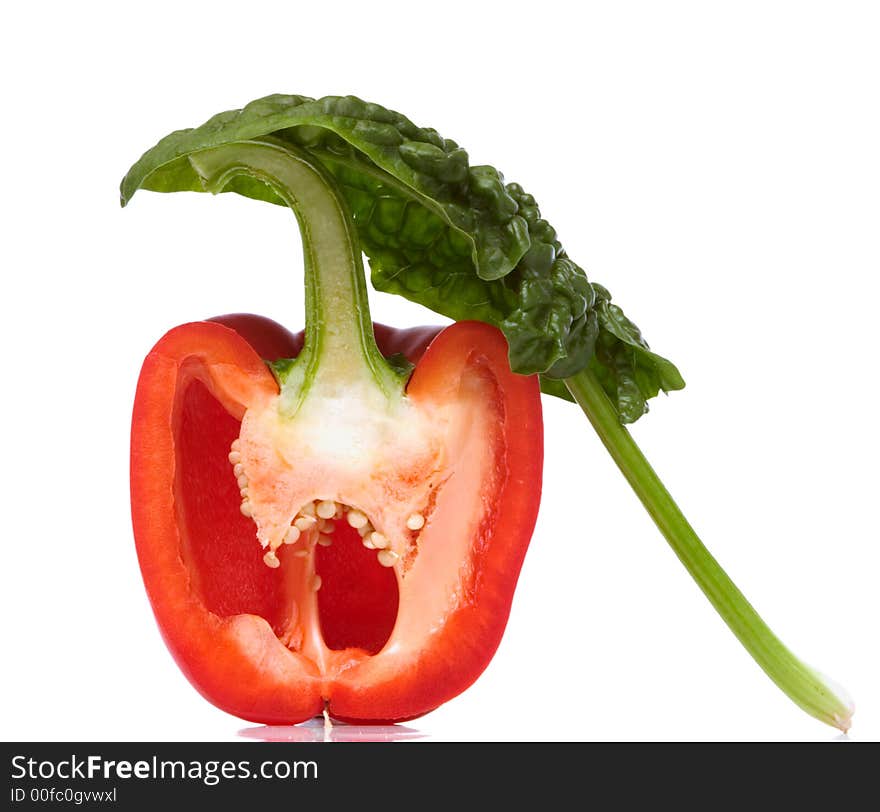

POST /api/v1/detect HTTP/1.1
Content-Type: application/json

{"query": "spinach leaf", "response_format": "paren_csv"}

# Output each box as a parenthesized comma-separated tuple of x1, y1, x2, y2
(121, 93, 684, 421)
(122, 95, 854, 732)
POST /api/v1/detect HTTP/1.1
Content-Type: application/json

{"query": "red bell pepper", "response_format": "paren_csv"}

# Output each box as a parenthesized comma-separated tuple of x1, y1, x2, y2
(129, 141, 543, 724)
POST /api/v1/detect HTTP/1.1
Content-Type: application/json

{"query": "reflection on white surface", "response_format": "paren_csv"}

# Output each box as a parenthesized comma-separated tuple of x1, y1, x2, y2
(238, 718, 426, 743)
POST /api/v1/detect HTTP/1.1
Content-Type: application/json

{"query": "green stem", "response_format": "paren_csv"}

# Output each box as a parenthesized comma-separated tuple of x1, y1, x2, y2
(188, 140, 404, 408)
(565, 367, 853, 731)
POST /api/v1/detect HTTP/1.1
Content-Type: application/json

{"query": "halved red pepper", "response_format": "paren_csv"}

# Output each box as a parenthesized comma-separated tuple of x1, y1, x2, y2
(130, 141, 543, 723)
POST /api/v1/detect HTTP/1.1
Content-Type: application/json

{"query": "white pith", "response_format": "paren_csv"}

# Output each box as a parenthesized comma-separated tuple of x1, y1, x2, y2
(237, 387, 444, 568)
(224, 371, 501, 674)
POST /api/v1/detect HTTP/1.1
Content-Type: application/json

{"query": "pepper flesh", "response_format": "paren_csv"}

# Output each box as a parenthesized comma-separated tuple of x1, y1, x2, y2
(133, 315, 541, 724)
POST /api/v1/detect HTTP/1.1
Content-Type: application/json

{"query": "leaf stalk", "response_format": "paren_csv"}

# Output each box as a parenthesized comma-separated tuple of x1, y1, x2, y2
(565, 367, 853, 731)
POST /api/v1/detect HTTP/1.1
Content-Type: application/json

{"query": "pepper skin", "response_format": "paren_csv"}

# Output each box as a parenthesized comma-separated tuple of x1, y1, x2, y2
(131, 314, 543, 724)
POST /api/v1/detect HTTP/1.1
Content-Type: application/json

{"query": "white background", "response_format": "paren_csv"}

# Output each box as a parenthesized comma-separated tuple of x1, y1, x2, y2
(2, 1, 877, 742)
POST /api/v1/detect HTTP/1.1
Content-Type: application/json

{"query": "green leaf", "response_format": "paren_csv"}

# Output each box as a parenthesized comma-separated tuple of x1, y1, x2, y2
(121, 93, 684, 421)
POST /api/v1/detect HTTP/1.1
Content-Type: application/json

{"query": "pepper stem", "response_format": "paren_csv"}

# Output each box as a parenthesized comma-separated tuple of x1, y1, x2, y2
(565, 367, 853, 732)
(188, 140, 403, 408)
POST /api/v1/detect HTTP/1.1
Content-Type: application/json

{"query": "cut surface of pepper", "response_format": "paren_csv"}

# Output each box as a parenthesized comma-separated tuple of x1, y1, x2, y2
(130, 141, 543, 723)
